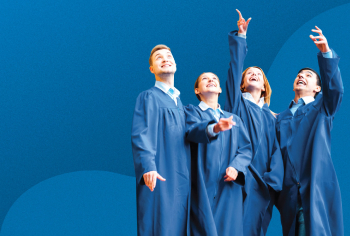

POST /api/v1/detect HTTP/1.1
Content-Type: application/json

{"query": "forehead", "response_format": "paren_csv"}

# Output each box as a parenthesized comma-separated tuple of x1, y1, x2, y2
(153, 49, 172, 58)
(201, 73, 217, 79)
(247, 67, 262, 73)
(299, 70, 315, 76)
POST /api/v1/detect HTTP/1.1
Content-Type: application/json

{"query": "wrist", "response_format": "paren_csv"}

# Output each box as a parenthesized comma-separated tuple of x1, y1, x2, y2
(213, 124, 219, 133)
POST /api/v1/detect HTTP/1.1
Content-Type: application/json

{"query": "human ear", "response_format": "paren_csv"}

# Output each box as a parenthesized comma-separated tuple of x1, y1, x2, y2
(314, 86, 321, 93)
(195, 88, 200, 95)
(149, 66, 154, 74)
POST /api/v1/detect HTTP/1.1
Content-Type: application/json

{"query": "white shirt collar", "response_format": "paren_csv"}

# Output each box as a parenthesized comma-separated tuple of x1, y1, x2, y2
(198, 101, 224, 114)
(289, 96, 315, 107)
(242, 92, 265, 108)
(154, 81, 180, 97)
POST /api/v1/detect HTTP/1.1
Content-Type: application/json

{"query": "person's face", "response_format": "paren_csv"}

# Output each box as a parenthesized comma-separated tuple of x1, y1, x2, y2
(195, 73, 222, 99)
(242, 67, 265, 93)
(149, 49, 176, 75)
(293, 70, 320, 95)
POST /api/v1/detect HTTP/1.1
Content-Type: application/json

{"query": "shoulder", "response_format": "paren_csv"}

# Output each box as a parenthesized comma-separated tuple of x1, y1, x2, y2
(137, 87, 159, 99)
(184, 104, 204, 117)
(135, 87, 161, 106)
(276, 109, 291, 123)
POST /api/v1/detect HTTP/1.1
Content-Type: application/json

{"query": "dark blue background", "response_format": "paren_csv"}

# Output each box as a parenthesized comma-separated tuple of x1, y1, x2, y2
(0, 0, 349, 235)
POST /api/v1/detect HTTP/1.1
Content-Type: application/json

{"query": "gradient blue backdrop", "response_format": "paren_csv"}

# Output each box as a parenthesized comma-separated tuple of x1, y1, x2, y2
(0, 0, 349, 235)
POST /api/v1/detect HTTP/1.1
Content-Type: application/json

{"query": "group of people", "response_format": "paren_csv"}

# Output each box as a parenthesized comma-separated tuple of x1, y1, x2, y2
(131, 10, 344, 236)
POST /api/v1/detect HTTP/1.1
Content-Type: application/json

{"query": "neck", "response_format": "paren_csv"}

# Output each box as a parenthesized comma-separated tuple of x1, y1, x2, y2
(246, 89, 262, 104)
(201, 94, 219, 110)
(293, 91, 313, 103)
(155, 74, 174, 88)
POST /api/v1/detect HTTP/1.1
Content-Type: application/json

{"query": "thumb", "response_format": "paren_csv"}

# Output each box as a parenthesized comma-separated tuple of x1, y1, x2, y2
(157, 174, 166, 181)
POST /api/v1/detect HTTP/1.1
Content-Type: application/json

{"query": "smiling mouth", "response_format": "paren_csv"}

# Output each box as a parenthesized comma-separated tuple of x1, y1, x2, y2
(161, 64, 171, 68)
(207, 84, 216, 87)
(297, 80, 306, 85)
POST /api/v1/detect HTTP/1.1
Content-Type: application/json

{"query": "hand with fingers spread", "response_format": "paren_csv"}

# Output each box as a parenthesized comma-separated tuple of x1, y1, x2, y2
(236, 9, 251, 35)
(224, 166, 238, 182)
(309, 26, 331, 53)
(143, 171, 166, 192)
(213, 116, 236, 133)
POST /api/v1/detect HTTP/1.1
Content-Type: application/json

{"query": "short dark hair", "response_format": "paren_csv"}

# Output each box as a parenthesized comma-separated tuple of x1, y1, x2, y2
(298, 67, 321, 97)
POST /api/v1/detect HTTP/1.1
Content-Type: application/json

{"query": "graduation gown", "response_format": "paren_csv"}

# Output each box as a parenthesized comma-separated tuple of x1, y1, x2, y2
(185, 104, 252, 236)
(131, 87, 192, 236)
(224, 31, 284, 235)
(275, 50, 344, 235)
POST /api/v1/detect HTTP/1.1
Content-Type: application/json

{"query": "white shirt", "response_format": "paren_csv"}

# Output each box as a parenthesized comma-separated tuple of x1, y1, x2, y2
(242, 92, 265, 108)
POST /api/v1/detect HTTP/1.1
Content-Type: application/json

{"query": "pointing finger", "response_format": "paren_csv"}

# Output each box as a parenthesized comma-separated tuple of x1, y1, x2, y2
(236, 9, 243, 19)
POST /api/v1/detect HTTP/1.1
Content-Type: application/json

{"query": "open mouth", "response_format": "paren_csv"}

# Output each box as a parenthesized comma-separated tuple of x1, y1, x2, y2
(249, 77, 258, 82)
(297, 80, 306, 85)
(161, 64, 171, 68)
(207, 83, 216, 87)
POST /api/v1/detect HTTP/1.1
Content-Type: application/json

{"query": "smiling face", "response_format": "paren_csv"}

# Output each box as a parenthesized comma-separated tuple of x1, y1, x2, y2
(149, 48, 177, 76)
(194, 72, 222, 101)
(293, 69, 321, 97)
(241, 67, 265, 93)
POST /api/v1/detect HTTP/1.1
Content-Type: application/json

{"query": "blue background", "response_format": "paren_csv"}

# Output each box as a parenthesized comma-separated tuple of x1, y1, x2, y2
(0, 0, 349, 235)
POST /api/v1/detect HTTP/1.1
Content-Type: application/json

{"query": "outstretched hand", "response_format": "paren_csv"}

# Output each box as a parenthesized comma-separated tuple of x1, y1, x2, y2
(236, 9, 251, 35)
(143, 171, 166, 192)
(213, 116, 236, 133)
(309, 26, 330, 53)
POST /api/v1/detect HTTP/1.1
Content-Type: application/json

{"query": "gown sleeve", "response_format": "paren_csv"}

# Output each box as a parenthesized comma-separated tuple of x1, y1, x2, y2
(318, 49, 343, 116)
(184, 105, 217, 144)
(131, 91, 159, 185)
(224, 30, 248, 114)
(262, 133, 284, 192)
(229, 118, 252, 186)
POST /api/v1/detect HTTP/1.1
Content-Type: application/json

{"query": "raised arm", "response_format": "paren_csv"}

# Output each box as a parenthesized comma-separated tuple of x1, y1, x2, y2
(224, 10, 250, 114)
(131, 92, 165, 191)
(310, 26, 343, 116)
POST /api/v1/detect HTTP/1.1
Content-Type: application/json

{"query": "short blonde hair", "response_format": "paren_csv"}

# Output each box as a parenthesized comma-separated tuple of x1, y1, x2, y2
(240, 66, 272, 106)
(149, 44, 171, 66)
(194, 72, 220, 101)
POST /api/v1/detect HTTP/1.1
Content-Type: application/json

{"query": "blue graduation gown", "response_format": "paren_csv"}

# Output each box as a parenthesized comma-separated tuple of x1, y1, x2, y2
(275, 50, 344, 235)
(224, 31, 284, 235)
(131, 87, 191, 236)
(185, 104, 252, 236)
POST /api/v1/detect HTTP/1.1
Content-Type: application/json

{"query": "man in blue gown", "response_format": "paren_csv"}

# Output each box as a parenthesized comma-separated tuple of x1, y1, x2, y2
(275, 27, 344, 235)
(224, 10, 284, 235)
(185, 72, 252, 235)
(131, 45, 213, 235)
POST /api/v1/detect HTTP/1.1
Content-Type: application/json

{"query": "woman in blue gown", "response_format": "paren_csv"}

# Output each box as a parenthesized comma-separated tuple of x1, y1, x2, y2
(185, 72, 252, 236)
(224, 10, 284, 235)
